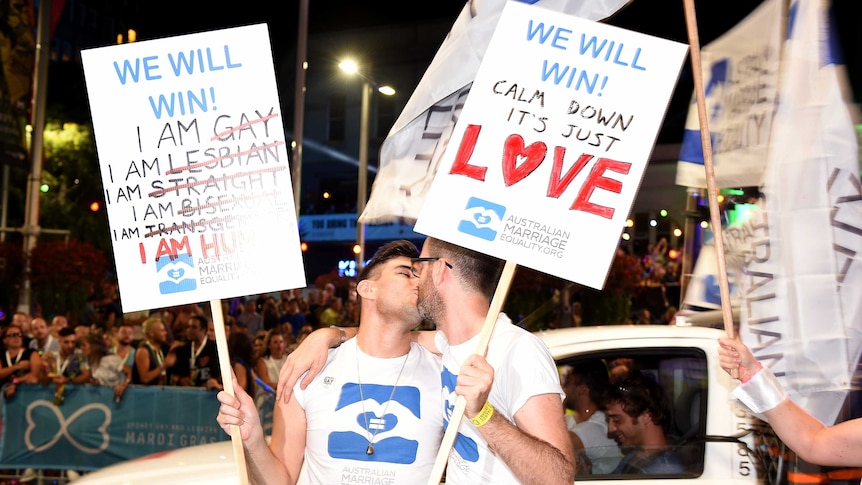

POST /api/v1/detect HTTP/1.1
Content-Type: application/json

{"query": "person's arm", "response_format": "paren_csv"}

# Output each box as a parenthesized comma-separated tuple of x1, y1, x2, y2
(568, 432, 592, 475)
(267, 388, 307, 484)
(719, 337, 862, 466)
(0, 361, 26, 380)
(457, 354, 576, 485)
(135, 347, 163, 384)
(70, 360, 92, 385)
(40, 352, 56, 385)
(276, 327, 437, 403)
(18, 351, 43, 384)
(412, 329, 439, 355)
(217, 370, 302, 485)
(255, 358, 276, 390)
(276, 326, 354, 403)
(164, 348, 178, 373)
(114, 364, 133, 400)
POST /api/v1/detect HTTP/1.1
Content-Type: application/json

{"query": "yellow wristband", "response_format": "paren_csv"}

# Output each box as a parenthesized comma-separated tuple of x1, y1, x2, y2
(470, 401, 494, 427)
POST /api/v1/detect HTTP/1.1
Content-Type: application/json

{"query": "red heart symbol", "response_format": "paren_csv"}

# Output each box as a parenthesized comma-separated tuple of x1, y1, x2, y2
(502, 135, 547, 186)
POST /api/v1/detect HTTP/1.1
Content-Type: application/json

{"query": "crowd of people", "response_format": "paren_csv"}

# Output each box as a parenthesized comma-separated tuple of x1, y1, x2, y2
(0, 234, 684, 398)
(0, 283, 376, 483)
(0, 281, 370, 410)
(558, 238, 683, 328)
(3, 235, 852, 484)
(629, 238, 683, 324)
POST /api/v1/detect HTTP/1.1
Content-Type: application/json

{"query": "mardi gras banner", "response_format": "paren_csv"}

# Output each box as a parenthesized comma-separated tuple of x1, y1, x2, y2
(0, 384, 232, 470)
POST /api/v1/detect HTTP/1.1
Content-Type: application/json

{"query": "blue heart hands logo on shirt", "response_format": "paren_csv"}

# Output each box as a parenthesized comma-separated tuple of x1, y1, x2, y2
(357, 412, 398, 433)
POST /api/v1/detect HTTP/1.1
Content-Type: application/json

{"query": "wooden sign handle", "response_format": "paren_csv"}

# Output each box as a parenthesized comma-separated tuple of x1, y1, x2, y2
(681, 0, 738, 353)
(211, 299, 250, 485)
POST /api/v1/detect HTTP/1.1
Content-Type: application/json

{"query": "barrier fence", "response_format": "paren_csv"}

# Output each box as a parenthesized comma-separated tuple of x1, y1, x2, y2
(0, 384, 275, 471)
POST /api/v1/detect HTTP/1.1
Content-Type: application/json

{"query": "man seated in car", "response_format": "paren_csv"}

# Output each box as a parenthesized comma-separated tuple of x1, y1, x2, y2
(561, 361, 623, 474)
(604, 371, 685, 475)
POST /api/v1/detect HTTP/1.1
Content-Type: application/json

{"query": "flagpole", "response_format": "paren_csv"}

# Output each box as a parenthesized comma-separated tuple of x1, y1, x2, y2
(682, 0, 737, 346)
(291, 0, 308, 216)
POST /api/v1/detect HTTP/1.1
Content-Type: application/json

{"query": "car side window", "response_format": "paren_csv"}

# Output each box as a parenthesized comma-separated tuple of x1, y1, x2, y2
(558, 348, 707, 480)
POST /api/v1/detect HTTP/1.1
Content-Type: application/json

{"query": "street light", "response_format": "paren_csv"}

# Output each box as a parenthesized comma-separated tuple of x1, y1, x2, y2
(338, 59, 396, 272)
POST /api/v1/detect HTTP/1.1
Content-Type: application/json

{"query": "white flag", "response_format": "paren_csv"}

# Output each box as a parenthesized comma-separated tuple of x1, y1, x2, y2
(739, 0, 862, 425)
(675, 0, 783, 189)
(360, 0, 633, 224)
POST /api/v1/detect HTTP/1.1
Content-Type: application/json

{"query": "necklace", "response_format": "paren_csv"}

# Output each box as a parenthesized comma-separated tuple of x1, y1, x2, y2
(191, 337, 206, 368)
(5, 350, 22, 367)
(356, 346, 409, 456)
(145, 341, 164, 366)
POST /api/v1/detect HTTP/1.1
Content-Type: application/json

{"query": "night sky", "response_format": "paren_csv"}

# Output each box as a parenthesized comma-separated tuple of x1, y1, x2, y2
(134, 0, 862, 105)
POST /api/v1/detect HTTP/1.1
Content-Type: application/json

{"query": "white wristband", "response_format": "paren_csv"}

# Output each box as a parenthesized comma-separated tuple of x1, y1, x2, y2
(732, 366, 788, 415)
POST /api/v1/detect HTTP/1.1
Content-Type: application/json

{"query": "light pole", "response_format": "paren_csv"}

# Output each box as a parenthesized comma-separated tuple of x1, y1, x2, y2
(357, 80, 371, 272)
(338, 60, 395, 273)
(18, 0, 51, 313)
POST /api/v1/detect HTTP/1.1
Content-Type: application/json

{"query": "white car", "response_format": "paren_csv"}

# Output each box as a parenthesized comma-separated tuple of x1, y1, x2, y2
(75, 324, 775, 484)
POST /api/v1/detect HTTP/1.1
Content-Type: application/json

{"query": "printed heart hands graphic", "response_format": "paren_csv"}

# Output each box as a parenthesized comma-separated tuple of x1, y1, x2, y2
(167, 268, 185, 280)
(473, 213, 491, 225)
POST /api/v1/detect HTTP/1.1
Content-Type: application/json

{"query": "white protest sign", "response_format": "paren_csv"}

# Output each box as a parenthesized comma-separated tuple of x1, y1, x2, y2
(82, 24, 305, 312)
(414, 1, 688, 289)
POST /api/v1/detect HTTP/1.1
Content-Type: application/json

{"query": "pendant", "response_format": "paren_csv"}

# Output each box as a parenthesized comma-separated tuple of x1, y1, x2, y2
(366, 444, 374, 455)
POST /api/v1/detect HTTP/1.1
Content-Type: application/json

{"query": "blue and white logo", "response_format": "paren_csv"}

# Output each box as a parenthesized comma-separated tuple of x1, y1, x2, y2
(155, 254, 197, 294)
(329, 382, 422, 464)
(457, 197, 506, 241)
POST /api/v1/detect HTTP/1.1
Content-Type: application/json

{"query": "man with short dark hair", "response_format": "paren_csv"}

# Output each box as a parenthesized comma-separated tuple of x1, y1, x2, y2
(561, 361, 623, 474)
(410, 237, 575, 484)
(44, 327, 90, 386)
(604, 371, 685, 474)
(278, 298, 305, 340)
(173, 315, 220, 388)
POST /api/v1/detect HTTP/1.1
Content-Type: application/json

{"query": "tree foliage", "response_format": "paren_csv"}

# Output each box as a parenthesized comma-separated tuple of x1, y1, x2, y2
(40, 121, 111, 254)
(30, 239, 109, 320)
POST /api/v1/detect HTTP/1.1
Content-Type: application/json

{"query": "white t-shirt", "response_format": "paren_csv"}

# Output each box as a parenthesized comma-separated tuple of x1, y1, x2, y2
(294, 338, 443, 484)
(91, 354, 127, 387)
(435, 313, 564, 484)
(262, 355, 287, 384)
(29, 335, 60, 355)
(566, 410, 623, 474)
